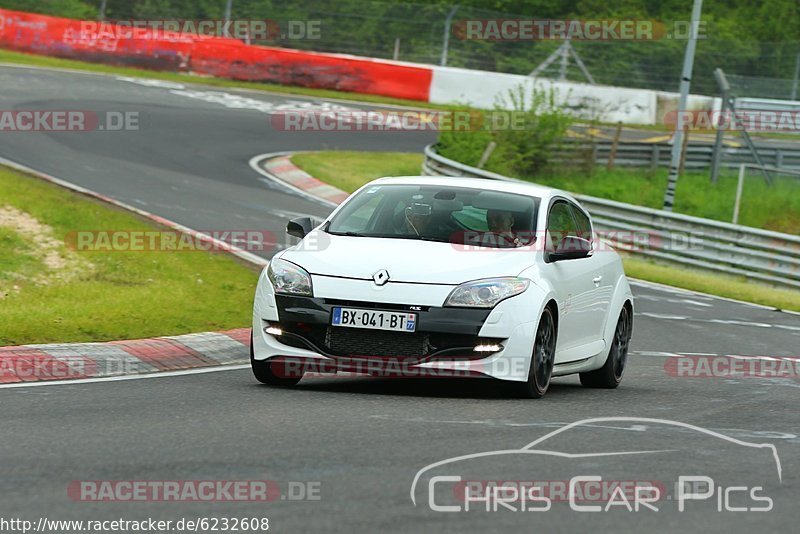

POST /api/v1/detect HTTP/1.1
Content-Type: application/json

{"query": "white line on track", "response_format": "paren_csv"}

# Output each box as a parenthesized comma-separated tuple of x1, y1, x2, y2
(639, 312, 689, 320)
(632, 351, 799, 360)
(630, 278, 798, 313)
(638, 311, 800, 331)
(0, 364, 250, 390)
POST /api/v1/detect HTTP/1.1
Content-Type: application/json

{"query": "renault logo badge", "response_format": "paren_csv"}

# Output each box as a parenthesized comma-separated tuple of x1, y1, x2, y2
(372, 269, 390, 286)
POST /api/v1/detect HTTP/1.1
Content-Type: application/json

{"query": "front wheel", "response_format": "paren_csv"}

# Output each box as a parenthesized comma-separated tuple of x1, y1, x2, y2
(250, 333, 303, 387)
(513, 307, 556, 398)
(580, 306, 631, 389)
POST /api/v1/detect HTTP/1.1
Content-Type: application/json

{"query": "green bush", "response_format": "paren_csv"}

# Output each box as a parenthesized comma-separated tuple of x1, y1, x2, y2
(437, 85, 574, 179)
(0, 0, 96, 18)
(436, 127, 493, 169)
(492, 85, 573, 177)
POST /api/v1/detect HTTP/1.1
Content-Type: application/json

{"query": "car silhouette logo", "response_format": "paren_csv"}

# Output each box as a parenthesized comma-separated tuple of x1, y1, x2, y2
(372, 269, 390, 286)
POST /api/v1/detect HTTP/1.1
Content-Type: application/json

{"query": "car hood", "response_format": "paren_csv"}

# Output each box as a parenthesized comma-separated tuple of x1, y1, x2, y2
(279, 231, 535, 285)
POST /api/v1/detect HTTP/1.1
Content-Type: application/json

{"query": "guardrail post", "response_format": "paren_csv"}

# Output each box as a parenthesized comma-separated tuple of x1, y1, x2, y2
(711, 68, 729, 183)
(650, 144, 660, 172)
(776, 150, 784, 169)
(607, 122, 622, 170)
(476, 141, 497, 169)
(733, 164, 746, 224)
(678, 127, 690, 176)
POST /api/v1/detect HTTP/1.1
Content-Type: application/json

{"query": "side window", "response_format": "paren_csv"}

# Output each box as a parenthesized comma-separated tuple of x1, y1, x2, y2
(547, 201, 578, 250)
(569, 203, 592, 241)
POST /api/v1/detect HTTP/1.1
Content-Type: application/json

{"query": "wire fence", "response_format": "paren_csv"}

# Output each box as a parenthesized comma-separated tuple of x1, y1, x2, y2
(727, 73, 800, 100)
(212, 0, 800, 95)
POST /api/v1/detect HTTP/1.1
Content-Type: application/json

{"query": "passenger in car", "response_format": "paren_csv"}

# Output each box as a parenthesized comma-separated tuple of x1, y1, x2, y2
(486, 210, 521, 246)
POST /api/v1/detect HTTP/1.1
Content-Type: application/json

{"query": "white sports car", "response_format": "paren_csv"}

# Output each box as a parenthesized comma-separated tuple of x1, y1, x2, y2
(251, 176, 633, 398)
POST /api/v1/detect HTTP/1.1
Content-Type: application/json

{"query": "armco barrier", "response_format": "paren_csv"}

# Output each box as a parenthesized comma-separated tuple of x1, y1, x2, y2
(553, 140, 800, 170)
(423, 144, 800, 290)
(0, 9, 432, 101)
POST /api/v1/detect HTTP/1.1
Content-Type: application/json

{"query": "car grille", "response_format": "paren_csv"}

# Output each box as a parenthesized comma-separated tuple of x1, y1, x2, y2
(326, 327, 430, 359)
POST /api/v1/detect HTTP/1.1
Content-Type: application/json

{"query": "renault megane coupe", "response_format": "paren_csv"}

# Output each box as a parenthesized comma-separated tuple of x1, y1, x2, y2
(251, 176, 633, 398)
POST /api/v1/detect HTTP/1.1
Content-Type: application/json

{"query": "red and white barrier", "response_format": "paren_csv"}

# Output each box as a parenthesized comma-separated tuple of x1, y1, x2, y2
(0, 9, 433, 101)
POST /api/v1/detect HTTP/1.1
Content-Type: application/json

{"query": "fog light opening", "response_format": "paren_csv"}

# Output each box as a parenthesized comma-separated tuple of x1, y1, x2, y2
(264, 325, 283, 336)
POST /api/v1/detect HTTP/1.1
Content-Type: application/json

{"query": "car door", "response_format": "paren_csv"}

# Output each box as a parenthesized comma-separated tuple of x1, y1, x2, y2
(542, 199, 605, 362)
(567, 200, 613, 343)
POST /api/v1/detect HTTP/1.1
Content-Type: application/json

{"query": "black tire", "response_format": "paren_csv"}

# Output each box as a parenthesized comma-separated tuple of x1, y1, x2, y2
(250, 333, 303, 387)
(580, 306, 631, 389)
(514, 307, 556, 398)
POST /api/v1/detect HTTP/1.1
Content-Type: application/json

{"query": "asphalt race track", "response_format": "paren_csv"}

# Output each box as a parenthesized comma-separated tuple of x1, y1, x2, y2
(1, 66, 799, 532)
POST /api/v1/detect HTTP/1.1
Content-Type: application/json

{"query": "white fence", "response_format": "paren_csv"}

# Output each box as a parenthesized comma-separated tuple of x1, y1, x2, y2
(429, 65, 719, 125)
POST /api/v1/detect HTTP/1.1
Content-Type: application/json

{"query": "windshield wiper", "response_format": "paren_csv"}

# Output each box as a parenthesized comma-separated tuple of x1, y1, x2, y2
(328, 231, 368, 237)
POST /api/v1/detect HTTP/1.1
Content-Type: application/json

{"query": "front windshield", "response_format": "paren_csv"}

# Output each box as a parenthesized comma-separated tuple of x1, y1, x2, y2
(326, 184, 539, 248)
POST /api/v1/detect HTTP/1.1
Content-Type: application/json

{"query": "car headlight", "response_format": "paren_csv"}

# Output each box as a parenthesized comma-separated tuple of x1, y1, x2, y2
(444, 277, 529, 308)
(267, 258, 313, 296)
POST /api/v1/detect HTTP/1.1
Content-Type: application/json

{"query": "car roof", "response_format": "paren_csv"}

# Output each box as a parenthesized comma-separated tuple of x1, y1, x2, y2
(369, 175, 574, 203)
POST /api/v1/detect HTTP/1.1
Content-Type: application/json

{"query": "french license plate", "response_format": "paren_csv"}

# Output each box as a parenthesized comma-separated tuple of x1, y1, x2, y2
(331, 307, 417, 332)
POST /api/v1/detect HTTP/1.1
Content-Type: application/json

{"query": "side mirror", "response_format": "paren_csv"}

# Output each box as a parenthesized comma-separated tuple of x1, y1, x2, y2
(548, 236, 592, 262)
(286, 217, 318, 239)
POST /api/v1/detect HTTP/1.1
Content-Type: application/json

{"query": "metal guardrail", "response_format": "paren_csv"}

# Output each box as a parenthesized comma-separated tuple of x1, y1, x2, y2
(423, 144, 800, 290)
(552, 139, 800, 170)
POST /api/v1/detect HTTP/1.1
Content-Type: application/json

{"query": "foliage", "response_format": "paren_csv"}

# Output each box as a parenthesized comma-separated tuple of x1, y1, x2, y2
(438, 85, 573, 177)
(0, 0, 96, 18)
(492, 85, 574, 176)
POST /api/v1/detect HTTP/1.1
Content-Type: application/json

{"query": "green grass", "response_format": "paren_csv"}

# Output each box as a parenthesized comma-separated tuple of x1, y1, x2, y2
(440, 138, 800, 233)
(292, 151, 425, 193)
(529, 167, 800, 234)
(0, 48, 444, 110)
(0, 166, 258, 346)
(292, 150, 800, 311)
(0, 227, 45, 283)
(622, 255, 800, 312)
